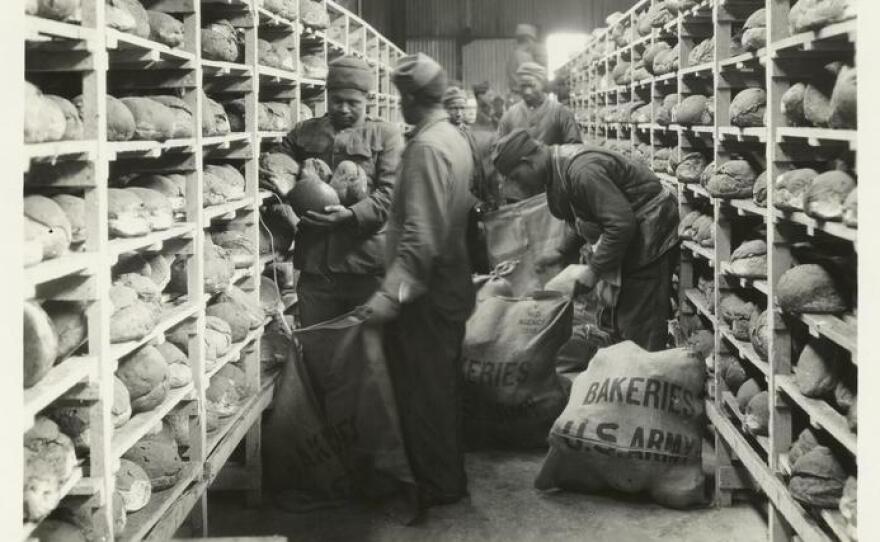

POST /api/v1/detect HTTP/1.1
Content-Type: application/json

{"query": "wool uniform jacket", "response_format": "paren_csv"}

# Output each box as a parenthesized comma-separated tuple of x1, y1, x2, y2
(281, 115, 404, 276)
(497, 97, 582, 146)
(381, 111, 476, 322)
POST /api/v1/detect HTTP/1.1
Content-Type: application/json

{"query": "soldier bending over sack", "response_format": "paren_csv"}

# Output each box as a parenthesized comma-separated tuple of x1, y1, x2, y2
(493, 129, 680, 351)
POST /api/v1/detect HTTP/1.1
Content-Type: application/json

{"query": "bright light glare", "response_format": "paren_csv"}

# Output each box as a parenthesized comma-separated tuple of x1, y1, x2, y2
(546, 33, 589, 74)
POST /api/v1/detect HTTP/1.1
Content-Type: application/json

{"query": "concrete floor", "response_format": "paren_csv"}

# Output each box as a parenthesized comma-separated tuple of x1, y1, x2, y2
(203, 450, 767, 542)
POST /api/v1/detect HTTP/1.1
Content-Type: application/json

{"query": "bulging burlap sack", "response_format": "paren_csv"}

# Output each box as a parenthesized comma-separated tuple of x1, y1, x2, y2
(463, 292, 572, 448)
(536, 342, 706, 508)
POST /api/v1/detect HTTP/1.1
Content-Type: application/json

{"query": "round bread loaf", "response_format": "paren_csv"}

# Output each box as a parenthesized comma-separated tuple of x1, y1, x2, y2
(122, 433, 185, 490)
(741, 8, 767, 50)
(777, 264, 847, 314)
(44, 95, 84, 140)
(688, 38, 714, 66)
(774, 168, 818, 212)
(125, 187, 174, 230)
(672, 94, 713, 126)
(108, 187, 151, 238)
(117, 345, 170, 413)
(113, 375, 132, 428)
(730, 88, 766, 128)
(128, 174, 185, 212)
(116, 459, 152, 512)
(51, 194, 86, 246)
(735, 378, 762, 412)
(120, 96, 177, 141)
(782, 83, 807, 126)
(706, 160, 758, 199)
(750, 310, 769, 361)
(24, 301, 59, 388)
(729, 239, 767, 278)
(201, 20, 240, 62)
(25, 82, 67, 144)
(24, 417, 78, 521)
(148, 95, 193, 138)
(744, 391, 769, 436)
(111, 0, 150, 38)
(259, 152, 299, 196)
(829, 64, 856, 129)
(805, 170, 856, 222)
(789, 445, 846, 508)
(795, 341, 840, 398)
(147, 10, 184, 48)
(202, 92, 231, 136)
(46, 405, 91, 454)
(44, 301, 87, 361)
(25, 195, 73, 261)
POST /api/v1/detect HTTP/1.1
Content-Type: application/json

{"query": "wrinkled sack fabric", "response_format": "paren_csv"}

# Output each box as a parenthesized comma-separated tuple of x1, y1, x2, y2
(462, 291, 572, 448)
(536, 341, 707, 509)
(482, 194, 569, 296)
(262, 312, 415, 508)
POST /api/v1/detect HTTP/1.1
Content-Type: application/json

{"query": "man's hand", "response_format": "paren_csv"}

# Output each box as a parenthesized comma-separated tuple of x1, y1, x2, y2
(362, 292, 399, 325)
(300, 205, 355, 229)
(534, 249, 564, 274)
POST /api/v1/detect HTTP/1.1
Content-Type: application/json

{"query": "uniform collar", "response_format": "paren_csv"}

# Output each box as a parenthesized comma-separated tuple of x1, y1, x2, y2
(406, 110, 448, 140)
(324, 113, 367, 132)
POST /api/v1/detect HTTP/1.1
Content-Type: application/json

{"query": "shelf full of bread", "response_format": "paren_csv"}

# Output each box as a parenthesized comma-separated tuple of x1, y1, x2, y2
(564, 1, 857, 541)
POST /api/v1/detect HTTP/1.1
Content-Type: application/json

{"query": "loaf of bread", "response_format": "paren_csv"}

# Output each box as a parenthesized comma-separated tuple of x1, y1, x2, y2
(44, 95, 84, 140)
(117, 345, 170, 413)
(678, 211, 700, 240)
(156, 340, 191, 388)
(795, 341, 840, 398)
(113, 375, 132, 427)
(774, 168, 818, 212)
(201, 20, 239, 62)
(741, 9, 767, 51)
(706, 160, 758, 199)
(789, 0, 852, 34)
(777, 264, 847, 314)
(109, 283, 159, 343)
(108, 0, 150, 38)
(147, 10, 184, 48)
(106, 1, 137, 33)
(128, 173, 186, 213)
(263, 0, 297, 19)
(653, 43, 679, 75)
(148, 95, 193, 138)
(207, 302, 253, 342)
(27, 0, 80, 20)
(688, 38, 714, 66)
(24, 417, 77, 521)
(114, 272, 162, 305)
(46, 404, 91, 454)
(258, 39, 282, 68)
(300, 0, 330, 28)
(116, 458, 152, 512)
(107, 187, 150, 238)
(224, 98, 246, 132)
(300, 102, 314, 122)
(50, 194, 86, 247)
(729, 239, 767, 278)
(218, 285, 265, 327)
(839, 477, 857, 539)
(25, 195, 72, 262)
(730, 88, 766, 128)
(206, 372, 244, 421)
(788, 428, 819, 466)
(79, 94, 137, 141)
(44, 301, 87, 361)
(694, 216, 714, 247)
(125, 187, 174, 231)
(121, 96, 177, 141)
(258, 101, 293, 131)
(804, 170, 856, 222)
(25, 81, 67, 144)
(202, 91, 231, 137)
(675, 152, 707, 184)
(211, 229, 255, 268)
(259, 152, 299, 196)
(643, 42, 671, 76)
(122, 432, 185, 490)
(752, 171, 768, 207)
(789, 445, 846, 508)
(24, 301, 59, 388)
(720, 294, 761, 341)
(804, 62, 842, 128)
(781, 83, 807, 126)
(750, 309, 769, 361)
(735, 378, 762, 411)
(672, 94, 713, 126)
(744, 391, 769, 436)
(829, 65, 856, 129)
(206, 164, 246, 200)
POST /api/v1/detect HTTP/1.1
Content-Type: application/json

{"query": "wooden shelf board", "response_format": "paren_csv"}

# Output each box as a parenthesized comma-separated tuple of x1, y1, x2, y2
(202, 133, 251, 148)
(106, 29, 195, 64)
(720, 391, 769, 454)
(680, 182, 711, 200)
(819, 509, 855, 542)
(258, 131, 288, 142)
(206, 382, 274, 478)
(720, 325, 770, 376)
(680, 62, 714, 77)
(256, 7, 298, 29)
(684, 288, 716, 326)
(258, 65, 300, 85)
(326, 37, 347, 51)
(707, 401, 829, 542)
(729, 198, 766, 218)
(797, 313, 858, 357)
(112, 383, 195, 459)
(23, 356, 97, 429)
(25, 252, 98, 295)
(721, 263, 768, 295)
(682, 240, 714, 265)
(118, 463, 200, 542)
(110, 302, 200, 361)
(203, 196, 255, 222)
(300, 77, 327, 88)
(776, 127, 857, 149)
(776, 375, 856, 456)
(26, 16, 96, 45)
(25, 140, 97, 164)
(21, 466, 84, 540)
(719, 49, 767, 69)
(653, 72, 678, 84)
(718, 126, 767, 142)
(201, 59, 252, 77)
(107, 138, 197, 159)
(260, 253, 275, 267)
(206, 328, 262, 382)
(771, 208, 856, 243)
(109, 223, 196, 260)
(770, 19, 857, 53)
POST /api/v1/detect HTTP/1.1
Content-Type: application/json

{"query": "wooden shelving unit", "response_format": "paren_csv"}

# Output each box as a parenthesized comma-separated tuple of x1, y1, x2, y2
(21, 0, 403, 540)
(564, 1, 858, 541)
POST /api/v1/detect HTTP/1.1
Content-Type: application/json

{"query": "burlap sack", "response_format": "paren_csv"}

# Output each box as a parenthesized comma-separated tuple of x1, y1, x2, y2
(463, 291, 572, 448)
(482, 194, 569, 296)
(535, 342, 707, 509)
